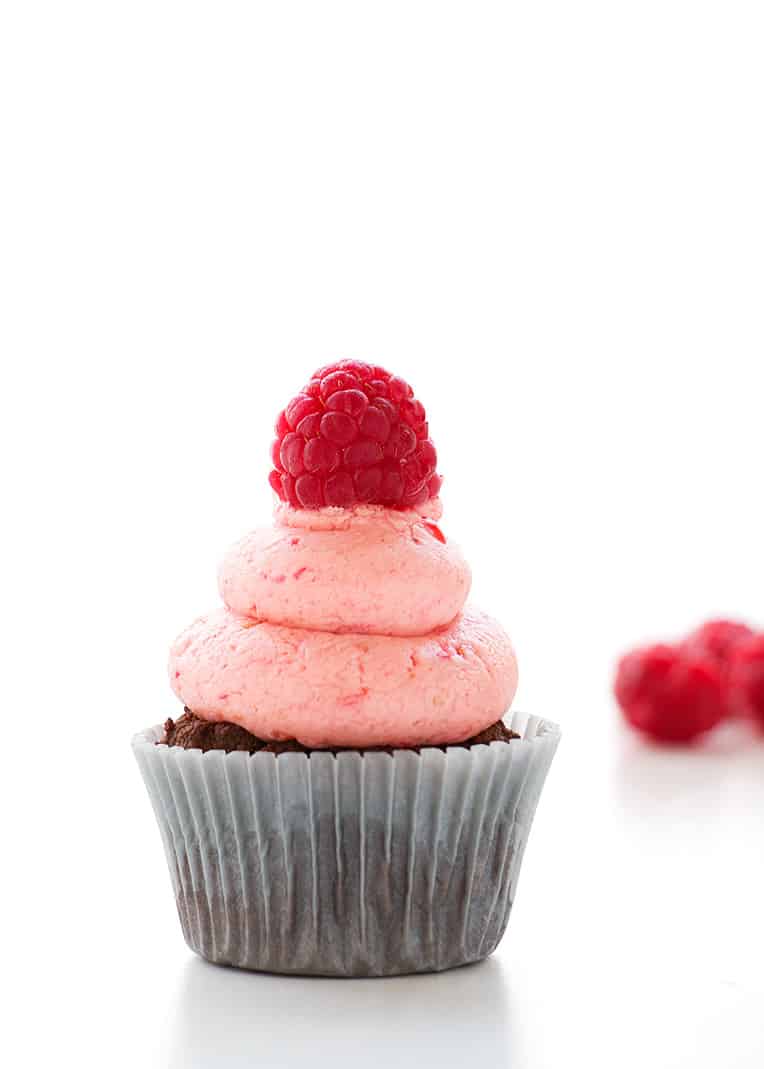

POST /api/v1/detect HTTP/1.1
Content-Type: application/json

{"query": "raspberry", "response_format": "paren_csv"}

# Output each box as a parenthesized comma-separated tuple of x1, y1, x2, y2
(682, 619, 755, 666)
(269, 360, 441, 510)
(681, 619, 755, 718)
(728, 634, 764, 728)
(614, 643, 726, 744)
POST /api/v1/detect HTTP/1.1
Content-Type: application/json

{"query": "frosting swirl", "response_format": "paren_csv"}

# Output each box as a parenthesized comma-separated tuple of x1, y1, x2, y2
(218, 503, 471, 636)
(169, 501, 518, 748)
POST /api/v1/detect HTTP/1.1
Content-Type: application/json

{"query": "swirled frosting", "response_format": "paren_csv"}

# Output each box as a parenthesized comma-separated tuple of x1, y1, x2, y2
(169, 501, 518, 748)
(218, 502, 470, 636)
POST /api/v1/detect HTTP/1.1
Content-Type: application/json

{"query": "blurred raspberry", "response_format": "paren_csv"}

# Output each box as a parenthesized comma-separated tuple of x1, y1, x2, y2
(682, 619, 754, 666)
(614, 643, 726, 744)
(681, 618, 756, 718)
(727, 634, 764, 728)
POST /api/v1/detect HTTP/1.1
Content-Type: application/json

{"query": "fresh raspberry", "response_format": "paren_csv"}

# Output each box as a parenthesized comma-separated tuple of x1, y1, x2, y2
(681, 619, 755, 666)
(681, 619, 756, 718)
(727, 634, 764, 728)
(614, 643, 726, 744)
(269, 360, 441, 510)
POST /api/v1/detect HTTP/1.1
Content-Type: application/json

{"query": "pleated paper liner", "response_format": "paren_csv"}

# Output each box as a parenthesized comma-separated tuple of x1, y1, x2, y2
(133, 710, 559, 976)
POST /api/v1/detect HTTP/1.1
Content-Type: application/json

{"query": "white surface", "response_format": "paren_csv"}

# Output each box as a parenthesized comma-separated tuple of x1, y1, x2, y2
(3, 2, 764, 1067)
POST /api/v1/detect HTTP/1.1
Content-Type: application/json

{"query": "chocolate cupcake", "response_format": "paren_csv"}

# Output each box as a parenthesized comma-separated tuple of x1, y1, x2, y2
(133, 360, 559, 976)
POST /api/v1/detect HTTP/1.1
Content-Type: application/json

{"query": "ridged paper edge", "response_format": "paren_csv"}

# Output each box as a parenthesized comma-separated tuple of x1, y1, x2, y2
(133, 712, 560, 976)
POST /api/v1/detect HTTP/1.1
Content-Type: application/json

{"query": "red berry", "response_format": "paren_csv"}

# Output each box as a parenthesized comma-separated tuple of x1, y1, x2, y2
(682, 619, 754, 666)
(681, 619, 756, 717)
(614, 643, 726, 744)
(728, 634, 764, 728)
(269, 361, 441, 510)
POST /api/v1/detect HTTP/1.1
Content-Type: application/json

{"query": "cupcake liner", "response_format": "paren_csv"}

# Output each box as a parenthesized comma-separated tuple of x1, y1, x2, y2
(132, 711, 559, 976)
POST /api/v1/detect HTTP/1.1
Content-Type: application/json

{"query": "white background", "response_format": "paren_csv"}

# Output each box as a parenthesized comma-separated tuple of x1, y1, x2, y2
(2, 2, 763, 1066)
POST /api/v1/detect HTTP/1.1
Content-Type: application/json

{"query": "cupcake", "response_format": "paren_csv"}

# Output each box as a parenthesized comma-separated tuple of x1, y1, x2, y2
(133, 360, 559, 976)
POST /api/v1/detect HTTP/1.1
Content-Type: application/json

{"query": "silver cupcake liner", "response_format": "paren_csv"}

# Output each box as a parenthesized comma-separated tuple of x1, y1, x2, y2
(132, 711, 559, 977)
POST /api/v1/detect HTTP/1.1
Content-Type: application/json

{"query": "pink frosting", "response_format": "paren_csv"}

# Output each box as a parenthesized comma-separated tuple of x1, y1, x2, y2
(218, 503, 471, 636)
(169, 500, 519, 747)
(169, 606, 517, 748)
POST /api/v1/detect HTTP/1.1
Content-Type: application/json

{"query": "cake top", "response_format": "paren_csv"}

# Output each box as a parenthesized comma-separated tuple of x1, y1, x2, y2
(269, 360, 441, 510)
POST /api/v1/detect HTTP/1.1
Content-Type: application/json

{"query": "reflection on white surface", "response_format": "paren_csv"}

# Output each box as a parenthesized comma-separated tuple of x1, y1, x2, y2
(145, 723, 764, 1069)
(615, 721, 764, 814)
(169, 955, 515, 1069)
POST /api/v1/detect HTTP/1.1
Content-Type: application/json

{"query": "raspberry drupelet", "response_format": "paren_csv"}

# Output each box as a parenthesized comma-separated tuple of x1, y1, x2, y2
(269, 360, 442, 510)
